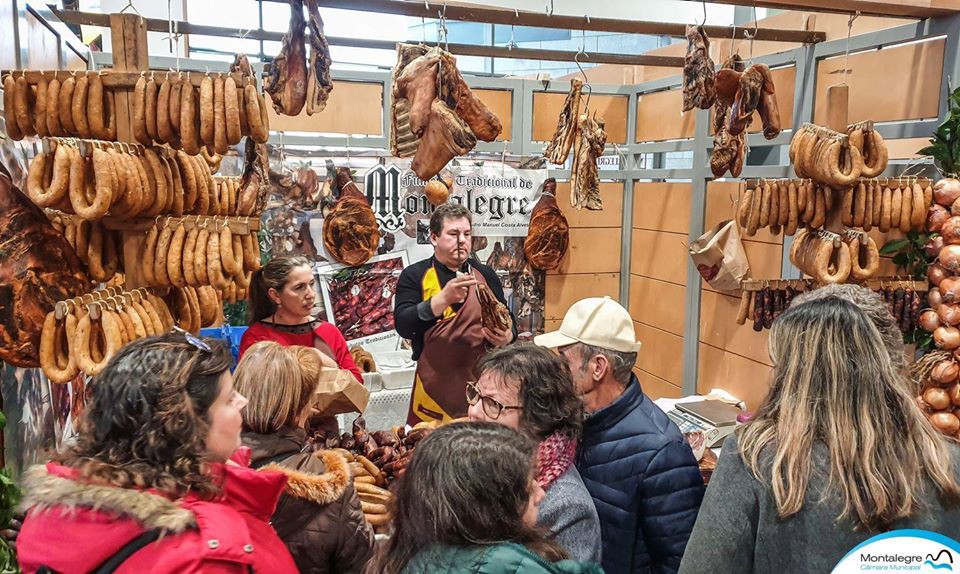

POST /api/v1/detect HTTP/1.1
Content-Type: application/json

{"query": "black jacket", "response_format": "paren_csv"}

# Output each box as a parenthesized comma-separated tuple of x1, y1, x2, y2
(394, 256, 515, 360)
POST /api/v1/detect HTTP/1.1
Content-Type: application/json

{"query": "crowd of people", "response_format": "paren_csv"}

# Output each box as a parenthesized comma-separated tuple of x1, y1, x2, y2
(9, 199, 960, 573)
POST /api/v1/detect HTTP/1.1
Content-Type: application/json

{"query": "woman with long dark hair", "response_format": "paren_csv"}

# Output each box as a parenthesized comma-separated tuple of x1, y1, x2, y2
(369, 422, 602, 574)
(679, 295, 960, 573)
(469, 344, 600, 562)
(240, 254, 361, 382)
(16, 333, 297, 573)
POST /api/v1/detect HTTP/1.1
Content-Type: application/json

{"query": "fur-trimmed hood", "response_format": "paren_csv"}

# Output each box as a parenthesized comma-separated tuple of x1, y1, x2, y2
(20, 464, 196, 532)
(262, 450, 351, 505)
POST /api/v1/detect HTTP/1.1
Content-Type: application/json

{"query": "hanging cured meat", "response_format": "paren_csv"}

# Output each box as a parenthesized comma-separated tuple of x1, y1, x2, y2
(0, 164, 90, 367)
(710, 55, 748, 178)
(544, 79, 583, 165)
(264, 0, 308, 116)
(477, 284, 511, 333)
(390, 44, 430, 158)
(438, 51, 501, 142)
(237, 137, 270, 216)
(323, 168, 380, 266)
(389, 44, 500, 177)
(727, 64, 766, 136)
(754, 64, 781, 140)
(682, 25, 716, 112)
(523, 178, 569, 270)
(570, 114, 606, 210)
(305, 0, 333, 115)
(411, 99, 476, 181)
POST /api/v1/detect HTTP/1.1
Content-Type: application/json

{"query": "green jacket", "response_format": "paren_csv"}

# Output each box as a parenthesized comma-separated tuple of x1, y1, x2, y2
(402, 543, 605, 574)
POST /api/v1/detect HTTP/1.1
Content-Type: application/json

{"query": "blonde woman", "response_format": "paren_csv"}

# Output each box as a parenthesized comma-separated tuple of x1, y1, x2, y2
(679, 295, 960, 573)
(235, 341, 374, 574)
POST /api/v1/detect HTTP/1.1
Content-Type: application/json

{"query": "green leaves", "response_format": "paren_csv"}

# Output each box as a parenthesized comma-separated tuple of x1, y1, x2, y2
(881, 231, 934, 280)
(919, 86, 960, 176)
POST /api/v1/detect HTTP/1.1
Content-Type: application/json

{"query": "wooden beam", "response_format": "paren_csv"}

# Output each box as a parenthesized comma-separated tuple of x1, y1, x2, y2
(689, 0, 954, 19)
(53, 3, 824, 44)
(51, 9, 686, 67)
(293, 0, 827, 43)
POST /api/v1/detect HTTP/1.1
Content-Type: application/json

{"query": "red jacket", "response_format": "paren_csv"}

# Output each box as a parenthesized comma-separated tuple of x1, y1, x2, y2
(239, 320, 363, 383)
(18, 451, 297, 573)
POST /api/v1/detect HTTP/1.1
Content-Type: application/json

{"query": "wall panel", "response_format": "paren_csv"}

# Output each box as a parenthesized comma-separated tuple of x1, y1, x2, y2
(554, 181, 624, 228)
(631, 229, 688, 286)
(636, 88, 695, 142)
(533, 92, 628, 144)
(633, 182, 692, 235)
(545, 273, 620, 321)
(697, 343, 772, 410)
(699, 289, 772, 365)
(635, 369, 683, 400)
(629, 275, 686, 335)
(634, 322, 684, 385)
(547, 227, 621, 275)
(814, 38, 945, 125)
(267, 81, 384, 136)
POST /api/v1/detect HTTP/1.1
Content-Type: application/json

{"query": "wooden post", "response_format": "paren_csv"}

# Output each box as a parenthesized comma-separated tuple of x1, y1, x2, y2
(823, 84, 850, 234)
(109, 13, 150, 289)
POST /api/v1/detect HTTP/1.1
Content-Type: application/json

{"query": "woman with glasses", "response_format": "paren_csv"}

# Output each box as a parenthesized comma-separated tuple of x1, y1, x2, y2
(17, 333, 298, 573)
(367, 421, 603, 574)
(234, 340, 374, 574)
(466, 344, 601, 564)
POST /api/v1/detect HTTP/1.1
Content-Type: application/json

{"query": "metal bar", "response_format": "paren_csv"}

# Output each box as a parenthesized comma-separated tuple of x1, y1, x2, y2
(51, 8, 687, 67)
(680, 108, 712, 395)
(634, 140, 695, 153)
(267, 0, 826, 43)
(620, 178, 635, 310)
(938, 14, 960, 123)
(688, 0, 955, 18)
(812, 19, 941, 59)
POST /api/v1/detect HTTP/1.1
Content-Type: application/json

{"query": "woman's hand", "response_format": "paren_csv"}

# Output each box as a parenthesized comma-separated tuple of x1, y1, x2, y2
(483, 326, 513, 348)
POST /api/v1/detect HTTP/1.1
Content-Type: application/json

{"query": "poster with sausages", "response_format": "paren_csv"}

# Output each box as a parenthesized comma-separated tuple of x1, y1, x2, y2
(316, 252, 409, 351)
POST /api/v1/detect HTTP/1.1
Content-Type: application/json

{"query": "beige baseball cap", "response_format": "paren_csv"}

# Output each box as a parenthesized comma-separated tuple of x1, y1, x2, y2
(534, 296, 642, 353)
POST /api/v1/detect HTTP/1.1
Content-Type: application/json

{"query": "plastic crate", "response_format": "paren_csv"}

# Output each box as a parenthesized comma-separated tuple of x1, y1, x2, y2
(200, 325, 247, 363)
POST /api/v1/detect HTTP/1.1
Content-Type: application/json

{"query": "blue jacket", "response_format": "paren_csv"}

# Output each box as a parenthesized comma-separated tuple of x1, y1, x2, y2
(576, 376, 705, 574)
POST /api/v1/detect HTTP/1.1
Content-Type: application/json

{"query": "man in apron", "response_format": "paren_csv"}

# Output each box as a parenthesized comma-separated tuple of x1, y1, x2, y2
(394, 203, 516, 425)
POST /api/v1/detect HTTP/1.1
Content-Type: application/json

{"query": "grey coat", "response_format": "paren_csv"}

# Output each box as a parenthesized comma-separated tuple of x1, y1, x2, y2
(678, 435, 960, 574)
(538, 466, 603, 564)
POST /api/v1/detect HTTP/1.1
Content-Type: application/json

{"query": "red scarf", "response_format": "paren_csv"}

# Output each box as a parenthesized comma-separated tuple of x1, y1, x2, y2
(536, 433, 577, 489)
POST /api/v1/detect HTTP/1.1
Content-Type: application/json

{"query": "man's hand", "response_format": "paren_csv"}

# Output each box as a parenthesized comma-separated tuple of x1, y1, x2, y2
(430, 275, 478, 317)
(483, 325, 513, 348)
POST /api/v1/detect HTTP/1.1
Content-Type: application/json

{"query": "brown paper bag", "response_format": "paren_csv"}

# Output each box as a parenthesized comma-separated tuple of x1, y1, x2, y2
(313, 368, 370, 416)
(688, 219, 750, 292)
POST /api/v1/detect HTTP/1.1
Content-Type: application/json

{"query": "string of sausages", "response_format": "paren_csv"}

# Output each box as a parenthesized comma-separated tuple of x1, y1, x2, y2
(25, 138, 252, 220)
(735, 282, 923, 333)
(737, 178, 933, 237)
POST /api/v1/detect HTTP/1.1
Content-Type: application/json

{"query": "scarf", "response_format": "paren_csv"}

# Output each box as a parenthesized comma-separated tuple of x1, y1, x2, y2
(536, 432, 577, 489)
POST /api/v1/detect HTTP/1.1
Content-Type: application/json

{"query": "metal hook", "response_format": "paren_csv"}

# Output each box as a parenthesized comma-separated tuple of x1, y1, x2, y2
(546, 0, 553, 16)
(699, 1, 707, 26)
(574, 48, 592, 113)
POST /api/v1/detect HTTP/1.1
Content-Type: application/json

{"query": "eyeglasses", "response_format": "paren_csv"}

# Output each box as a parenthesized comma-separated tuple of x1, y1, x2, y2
(465, 381, 521, 420)
(172, 326, 211, 352)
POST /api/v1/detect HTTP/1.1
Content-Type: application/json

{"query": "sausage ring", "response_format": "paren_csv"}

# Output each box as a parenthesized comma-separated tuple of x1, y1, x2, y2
(219, 226, 242, 277)
(245, 83, 269, 143)
(814, 237, 852, 284)
(40, 311, 79, 384)
(861, 130, 888, 178)
(34, 79, 49, 137)
(224, 77, 242, 145)
(194, 226, 210, 285)
(58, 75, 78, 135)
(27, 145, 72, 207)
(69, 149, 113, 220)
(848, 235, 880, 282)
(206, 228, 231, 289)
(14, 75, 37, 137)
(167, 223, 187, 288)
(180, 81, 201, 156)
(182, 226, 200, 287)
(154, 222, 175, 287)
(71, 74, 91, 138)
(3, 75, 23, 140)
(75, 309, 122, 377)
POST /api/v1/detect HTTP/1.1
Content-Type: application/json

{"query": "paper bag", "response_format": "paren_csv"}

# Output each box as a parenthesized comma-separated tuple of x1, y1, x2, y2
(688, 219, 750, 291)
(313, 368, 370, 416)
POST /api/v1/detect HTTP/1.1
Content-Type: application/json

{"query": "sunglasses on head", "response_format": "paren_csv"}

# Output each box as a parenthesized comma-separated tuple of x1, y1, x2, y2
(172, 326, 212, 352)
(465, 381, 521, 420)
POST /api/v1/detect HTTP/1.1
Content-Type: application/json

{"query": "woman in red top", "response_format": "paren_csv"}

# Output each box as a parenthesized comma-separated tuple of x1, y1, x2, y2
(240, 255, 362, 383)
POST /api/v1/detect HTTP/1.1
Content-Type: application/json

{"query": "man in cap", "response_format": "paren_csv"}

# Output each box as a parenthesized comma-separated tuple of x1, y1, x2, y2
(536, 296, 704, 574)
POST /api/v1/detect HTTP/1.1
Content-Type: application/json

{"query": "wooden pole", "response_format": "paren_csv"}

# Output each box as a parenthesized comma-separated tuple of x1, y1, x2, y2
(824, 84, 850, 234)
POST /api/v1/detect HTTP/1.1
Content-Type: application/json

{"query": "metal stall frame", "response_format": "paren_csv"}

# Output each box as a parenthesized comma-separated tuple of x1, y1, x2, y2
(88, 13, 960, 396)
